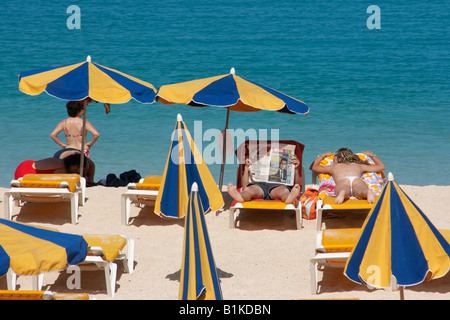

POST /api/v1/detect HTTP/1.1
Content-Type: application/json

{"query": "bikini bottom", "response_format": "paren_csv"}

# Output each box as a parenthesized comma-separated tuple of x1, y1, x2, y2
(53, 148, 86, 159)
(339, 176, 360, 196)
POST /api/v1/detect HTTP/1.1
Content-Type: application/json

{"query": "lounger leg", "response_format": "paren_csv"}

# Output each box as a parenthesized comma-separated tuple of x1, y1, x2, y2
(6, 269, 16, 290)
(105, 262, 117, 298)
(6, 271, 44, 291)
(70, 194, 78, 224)
(4, 193, 13, 220)
(121, 194, 131, 225)
(310, 259, 318, 294)
(123, 237, 135, 274)
(316, 208, 323, 231)
(295, 208, 302, 230)
(80, 177, 86, 206)
(32, 274, 45, 290)
(229, 207, 236, 228)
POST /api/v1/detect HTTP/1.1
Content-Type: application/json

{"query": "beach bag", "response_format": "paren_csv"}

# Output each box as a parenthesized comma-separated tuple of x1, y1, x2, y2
(300, 188, 319, 220)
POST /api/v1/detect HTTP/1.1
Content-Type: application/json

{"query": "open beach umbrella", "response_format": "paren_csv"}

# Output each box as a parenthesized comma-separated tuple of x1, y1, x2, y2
(0, 218, 88, 277)
(154, 114, 224, 219)
(18, 55, 157, 175)
(179, 182, 222, 300)
(344, 173, 450, 299)
(157, 68, 309, 189)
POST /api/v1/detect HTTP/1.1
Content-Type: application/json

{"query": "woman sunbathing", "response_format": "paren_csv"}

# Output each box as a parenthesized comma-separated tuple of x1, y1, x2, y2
(227, 154, 301, 204)
(310, 148, 385, 204)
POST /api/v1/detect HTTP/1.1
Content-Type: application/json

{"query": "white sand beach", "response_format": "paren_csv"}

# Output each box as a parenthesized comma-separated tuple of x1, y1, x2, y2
(1, 184, 450, 300)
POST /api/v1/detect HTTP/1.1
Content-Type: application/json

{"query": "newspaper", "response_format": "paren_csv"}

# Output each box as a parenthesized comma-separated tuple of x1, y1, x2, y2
(248, 143, 296, 186)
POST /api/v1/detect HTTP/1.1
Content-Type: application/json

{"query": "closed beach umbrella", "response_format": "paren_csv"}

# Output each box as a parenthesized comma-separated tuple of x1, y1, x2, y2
(18, 55, 157, 175)
(179, 182, 222, 300)
(154, 114, 224, 219)
(344, 173, 450, 299)
(0, 218, 88, 277)
(157, 68, 309, 188)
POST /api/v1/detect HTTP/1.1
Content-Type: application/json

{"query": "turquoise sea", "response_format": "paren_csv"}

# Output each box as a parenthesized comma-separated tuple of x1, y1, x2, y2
(0, 0, 448, 187)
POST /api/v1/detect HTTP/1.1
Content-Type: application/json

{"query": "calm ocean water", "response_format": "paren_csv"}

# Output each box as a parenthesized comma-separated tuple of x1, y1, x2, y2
(0, 0, 448, 187)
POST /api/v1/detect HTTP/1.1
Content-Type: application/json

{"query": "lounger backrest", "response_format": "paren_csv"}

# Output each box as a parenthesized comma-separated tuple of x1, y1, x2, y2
(18, 174, 80, 193)
(83, 234, 127, 262)
(133, 175, 162, 190)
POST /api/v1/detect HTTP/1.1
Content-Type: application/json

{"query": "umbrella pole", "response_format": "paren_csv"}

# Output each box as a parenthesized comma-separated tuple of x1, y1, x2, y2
(218, 108, 230, 190)
(400, 287, 405, 300)
(79, 100, 88, 178)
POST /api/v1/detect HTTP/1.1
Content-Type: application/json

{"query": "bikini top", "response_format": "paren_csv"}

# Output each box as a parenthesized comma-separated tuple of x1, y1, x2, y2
(64, 119, 83, 138)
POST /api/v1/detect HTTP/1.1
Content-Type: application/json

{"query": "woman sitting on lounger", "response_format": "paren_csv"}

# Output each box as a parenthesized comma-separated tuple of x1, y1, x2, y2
(227, 154, 301, 204)
(310, 148, 385, 204)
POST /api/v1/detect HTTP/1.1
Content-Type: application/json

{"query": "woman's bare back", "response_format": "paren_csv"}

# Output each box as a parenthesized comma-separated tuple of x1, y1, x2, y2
(64, 117, 84, 149)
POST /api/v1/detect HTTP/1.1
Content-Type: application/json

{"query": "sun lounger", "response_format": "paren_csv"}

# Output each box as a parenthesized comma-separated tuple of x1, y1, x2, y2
(315, 197, 381, 231)
(310, 228, 450, 294)
(121, 175, 162, 225)
(79, 234, 134, 298)
(0, 290, 91, 300)
(229, 140, 305, 230)
(7, 234, 134, 298)
(311, 153, 385, 230)
(4, 174, 86, 224)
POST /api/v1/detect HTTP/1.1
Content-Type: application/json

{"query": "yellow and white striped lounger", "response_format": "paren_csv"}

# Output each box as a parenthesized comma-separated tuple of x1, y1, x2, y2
(80, 234, 134, 298)
(230, 140, 305, 230)
(4, 174, 86, 224)
(121, 175, 162, 225)
(8, 234, 134, 298)
(310, 228, 450, 294)
(311, 153, 385, 230)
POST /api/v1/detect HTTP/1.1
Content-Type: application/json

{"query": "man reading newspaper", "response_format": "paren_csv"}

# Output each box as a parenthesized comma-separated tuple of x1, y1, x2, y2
(227, 144, 301, 204)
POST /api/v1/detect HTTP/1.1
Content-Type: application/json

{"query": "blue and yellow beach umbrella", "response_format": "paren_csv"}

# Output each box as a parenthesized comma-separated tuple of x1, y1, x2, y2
(344, 173, 450, 293)
(179, 183, 223, 300)
(18, 56, 157, 175)
(157, 68, 309, 188)
(0, 219, 88, 277)
(18, 55, 157, 104)
(157, 67, 309, 115)
(154, 114, 224, 219)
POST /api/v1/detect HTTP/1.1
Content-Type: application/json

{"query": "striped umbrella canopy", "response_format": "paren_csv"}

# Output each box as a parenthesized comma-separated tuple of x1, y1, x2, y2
(179, 182, 222, 300)
(157, 68, 309, 188)
(18, 55, 157, 104)
(0, 219, 88, 277)
(18, 55, 157, 175)
(344, 173, 450, 298)
(157, 67, 309, 114)
(154, 114, 224, 219)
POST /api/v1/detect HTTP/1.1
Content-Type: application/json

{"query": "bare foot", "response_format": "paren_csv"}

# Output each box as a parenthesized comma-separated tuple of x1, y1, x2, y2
(285, 184, 301, 204)
(335, 190, 346, 204)
(367, 189, 375, 203)
(227, 183, 244, 202)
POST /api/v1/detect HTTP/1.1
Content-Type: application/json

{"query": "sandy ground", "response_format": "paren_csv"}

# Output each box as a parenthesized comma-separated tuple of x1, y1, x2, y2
(1, 184, 450, 300)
